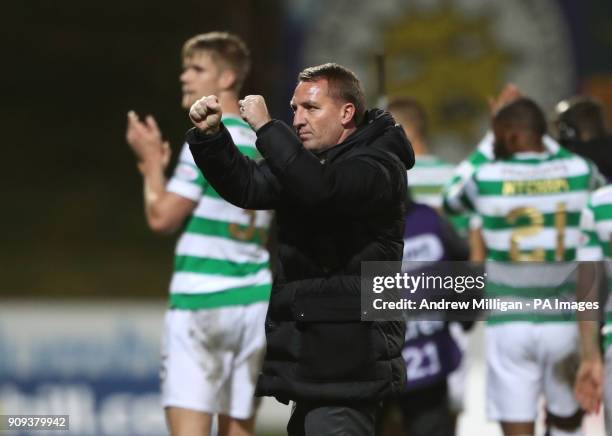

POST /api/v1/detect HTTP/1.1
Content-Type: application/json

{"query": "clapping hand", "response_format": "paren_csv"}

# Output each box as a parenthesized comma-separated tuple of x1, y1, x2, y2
(126, 111, 171, 172)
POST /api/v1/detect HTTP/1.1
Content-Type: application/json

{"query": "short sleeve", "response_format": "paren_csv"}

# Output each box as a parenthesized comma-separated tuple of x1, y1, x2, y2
(167, 143, 208, 201)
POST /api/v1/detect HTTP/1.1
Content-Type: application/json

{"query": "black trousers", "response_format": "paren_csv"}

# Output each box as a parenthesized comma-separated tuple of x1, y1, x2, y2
(377, 381, 454, 436)
(287, 402, 379, 436)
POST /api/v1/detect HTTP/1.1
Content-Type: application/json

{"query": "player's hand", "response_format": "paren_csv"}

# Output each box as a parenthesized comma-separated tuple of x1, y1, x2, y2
(136, 141, 170, 173)
(126, 111, 171, 170)
(488, 83, 523, 115)
(574, 355, 604, 413)
(239, 95, 271, 132)
(189, 95, 222, 134)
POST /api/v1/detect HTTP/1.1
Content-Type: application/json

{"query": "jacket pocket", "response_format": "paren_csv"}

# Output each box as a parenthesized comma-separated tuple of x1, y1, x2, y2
(296, 321, 377, 381)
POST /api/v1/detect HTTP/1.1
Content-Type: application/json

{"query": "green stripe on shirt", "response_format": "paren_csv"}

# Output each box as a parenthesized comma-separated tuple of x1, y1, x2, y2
(594, 204, 612, 220)
(487, 248, 577, 261)
(170, 283, 271, 309)
(185, 216, 268, 245)
(481, 212, 581, 230)
(175, 255, 269, 276)
(486, 312, 576, 324)
(222, 117, 251, 129)
(486, 281, 576, 298)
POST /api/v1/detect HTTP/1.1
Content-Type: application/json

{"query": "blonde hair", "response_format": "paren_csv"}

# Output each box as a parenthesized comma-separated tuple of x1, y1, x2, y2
(182, 32, 251, 93)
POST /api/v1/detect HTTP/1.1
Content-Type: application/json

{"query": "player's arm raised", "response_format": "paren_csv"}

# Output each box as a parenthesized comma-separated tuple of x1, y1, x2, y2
(126, 111, 196, 234)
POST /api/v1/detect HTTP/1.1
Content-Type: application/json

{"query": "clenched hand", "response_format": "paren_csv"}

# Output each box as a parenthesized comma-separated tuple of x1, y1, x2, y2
(189, 95, 222, 134)
(239, 95, 271, 132)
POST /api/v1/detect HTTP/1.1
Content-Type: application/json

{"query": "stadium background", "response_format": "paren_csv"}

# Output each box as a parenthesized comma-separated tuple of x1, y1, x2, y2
(2, 0, 612, 434)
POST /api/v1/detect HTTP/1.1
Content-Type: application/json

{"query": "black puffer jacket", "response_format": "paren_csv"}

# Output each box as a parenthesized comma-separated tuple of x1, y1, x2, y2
(187, 109, 414, 404)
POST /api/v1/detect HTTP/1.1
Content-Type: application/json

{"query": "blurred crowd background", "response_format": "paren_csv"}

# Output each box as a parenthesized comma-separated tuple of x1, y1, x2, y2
(4, 0, 612, 298)
(2, 0, 612, 434)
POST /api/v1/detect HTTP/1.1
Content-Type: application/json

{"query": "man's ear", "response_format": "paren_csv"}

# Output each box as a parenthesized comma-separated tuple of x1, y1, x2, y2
(219, 69, 237, 92)
(340, 103, 356, 127)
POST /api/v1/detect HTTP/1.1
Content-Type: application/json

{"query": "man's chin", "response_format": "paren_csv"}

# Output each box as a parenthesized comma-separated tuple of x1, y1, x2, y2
(302, 140, 320, 151)
(181, 96, 196, 110)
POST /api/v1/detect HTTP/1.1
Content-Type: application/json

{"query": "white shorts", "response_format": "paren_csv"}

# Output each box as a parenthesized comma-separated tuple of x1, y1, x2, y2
(486, 322, 580, 422)
(605, 346, 612, 434)
(160, 303, 268, 419)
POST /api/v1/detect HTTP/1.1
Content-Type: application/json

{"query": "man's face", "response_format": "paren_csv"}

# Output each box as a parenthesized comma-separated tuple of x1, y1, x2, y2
(180, 51, 223, 109)
(290, 79, 346, 151)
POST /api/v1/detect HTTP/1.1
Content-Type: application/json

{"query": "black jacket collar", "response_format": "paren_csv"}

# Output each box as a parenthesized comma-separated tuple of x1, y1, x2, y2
(315, 108, 413, 168)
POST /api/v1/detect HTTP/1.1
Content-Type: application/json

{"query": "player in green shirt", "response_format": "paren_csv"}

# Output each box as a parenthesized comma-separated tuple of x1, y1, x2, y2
(126, 32, 271, 436)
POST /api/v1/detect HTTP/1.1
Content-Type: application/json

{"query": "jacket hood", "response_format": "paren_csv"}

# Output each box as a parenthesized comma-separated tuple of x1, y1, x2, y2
(562, 137, 612, 180)
(319, 108, 415, 169)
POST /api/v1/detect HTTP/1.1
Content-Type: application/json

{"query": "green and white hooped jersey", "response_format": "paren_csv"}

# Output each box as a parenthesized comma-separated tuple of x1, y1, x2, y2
(443, 132, 496, 210)
(166, 115, 272, 310)
(410, 155, 471, 236)
(442, 133, 499, 235)
(444, 134, 604, 323)
(577, 185, 612, 348)
(409, 155, 456, 208)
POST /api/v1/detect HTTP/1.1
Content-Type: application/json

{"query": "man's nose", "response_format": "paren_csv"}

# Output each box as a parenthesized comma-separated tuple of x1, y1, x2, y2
(293, 108, 305, 129)
(180, 70, 189, 83)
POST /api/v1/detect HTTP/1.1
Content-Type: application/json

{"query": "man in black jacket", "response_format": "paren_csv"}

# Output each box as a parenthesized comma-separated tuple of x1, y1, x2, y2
(186, 63, 414, 435)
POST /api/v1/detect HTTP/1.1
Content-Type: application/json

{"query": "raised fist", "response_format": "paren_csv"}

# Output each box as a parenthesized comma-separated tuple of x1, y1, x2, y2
(189, 95, 222, 134)
(239, 95, 271, 132)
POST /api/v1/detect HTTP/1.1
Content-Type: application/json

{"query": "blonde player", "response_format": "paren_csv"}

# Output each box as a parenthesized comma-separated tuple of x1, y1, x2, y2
(126, 33, 271, 436)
